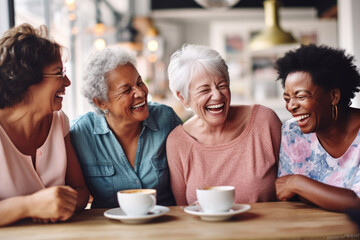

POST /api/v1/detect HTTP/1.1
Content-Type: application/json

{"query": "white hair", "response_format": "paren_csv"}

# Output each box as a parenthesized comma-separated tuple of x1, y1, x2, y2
(82, 46, 137, 115)
(167, 44, 229, 102)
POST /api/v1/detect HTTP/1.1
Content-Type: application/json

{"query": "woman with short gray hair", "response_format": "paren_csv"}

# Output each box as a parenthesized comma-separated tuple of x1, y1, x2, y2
(166, 44, 282, 205)
(70, 46, 182, 208)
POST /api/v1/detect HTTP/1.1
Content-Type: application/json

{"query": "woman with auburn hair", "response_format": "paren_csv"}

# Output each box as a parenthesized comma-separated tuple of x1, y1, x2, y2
(0, 23, 89, 226)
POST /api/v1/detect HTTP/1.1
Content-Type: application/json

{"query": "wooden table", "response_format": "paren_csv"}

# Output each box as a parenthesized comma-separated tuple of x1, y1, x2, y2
(0, 202, 358, 240)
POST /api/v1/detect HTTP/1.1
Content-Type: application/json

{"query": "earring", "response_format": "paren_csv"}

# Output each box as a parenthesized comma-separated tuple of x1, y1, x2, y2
(332, 104, 338, 120)
(103, 109, 109, 114)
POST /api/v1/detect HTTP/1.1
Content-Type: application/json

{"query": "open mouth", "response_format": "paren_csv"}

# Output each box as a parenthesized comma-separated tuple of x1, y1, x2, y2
(131, 101, 146, 110)
(205, 103, 224, 113)
(55, 91, 65, 99)
(294, 114, 310, 122)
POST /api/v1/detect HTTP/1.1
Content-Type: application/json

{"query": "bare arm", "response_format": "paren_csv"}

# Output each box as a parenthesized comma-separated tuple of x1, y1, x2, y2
(64, 133, 89, 211)
(0, 186, 78, 227)
(166, 135, 188, 205)
(276, 174, 360, 212)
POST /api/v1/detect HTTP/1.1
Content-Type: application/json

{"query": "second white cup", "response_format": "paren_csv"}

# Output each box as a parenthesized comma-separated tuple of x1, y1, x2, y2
(196, 186, 235, 213)
(117, 189, 156, 216)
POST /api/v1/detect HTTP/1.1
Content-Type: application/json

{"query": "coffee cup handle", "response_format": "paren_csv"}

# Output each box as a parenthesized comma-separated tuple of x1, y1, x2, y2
(150, 194, 156, 210)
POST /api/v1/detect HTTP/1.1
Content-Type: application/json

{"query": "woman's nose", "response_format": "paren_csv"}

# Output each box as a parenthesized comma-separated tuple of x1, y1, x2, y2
(64, 75, 71, 87)
(287, 98, 299, 112)
(211, 88, 222, 99)
(134, 85, 145, 98)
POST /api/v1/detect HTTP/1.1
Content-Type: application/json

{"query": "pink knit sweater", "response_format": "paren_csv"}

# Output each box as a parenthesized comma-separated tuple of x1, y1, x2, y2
(166, 105, 282, 205)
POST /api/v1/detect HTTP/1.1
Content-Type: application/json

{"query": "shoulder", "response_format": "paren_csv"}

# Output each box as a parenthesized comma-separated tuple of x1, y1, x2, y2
(280, 119, 310, 144)
(148, 102, 182, 126)
(254, 105, 281, 120)
(148, 102, 177, 116)
(167, 125, 188, 145)
(70, 112, 97, 132)
(53, 110, 69, 123)
(53, 110, 70, 135)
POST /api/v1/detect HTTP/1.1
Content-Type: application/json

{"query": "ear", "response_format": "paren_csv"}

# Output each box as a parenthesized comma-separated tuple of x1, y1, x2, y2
(330, 88, 341, 105)
(93, 98, 107, 111)
(176, 91, 190, 108)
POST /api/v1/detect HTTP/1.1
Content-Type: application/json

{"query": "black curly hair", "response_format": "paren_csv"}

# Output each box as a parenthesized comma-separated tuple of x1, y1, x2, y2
(0, 23, 63, 109)
(275, 44, 360, 108)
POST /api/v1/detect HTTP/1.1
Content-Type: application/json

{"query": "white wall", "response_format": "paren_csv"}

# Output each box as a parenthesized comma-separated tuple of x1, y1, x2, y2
(0, 0, 10, 35)
(338, 0, 360, 107)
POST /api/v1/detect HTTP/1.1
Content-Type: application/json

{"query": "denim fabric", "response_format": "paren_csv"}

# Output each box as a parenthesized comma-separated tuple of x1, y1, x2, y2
(70, 102, 182, 208)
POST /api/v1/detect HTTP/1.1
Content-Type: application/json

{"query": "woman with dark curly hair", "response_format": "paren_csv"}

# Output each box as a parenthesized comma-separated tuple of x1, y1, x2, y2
(275, 44, 360, 212)
(0, 23, 89, 226)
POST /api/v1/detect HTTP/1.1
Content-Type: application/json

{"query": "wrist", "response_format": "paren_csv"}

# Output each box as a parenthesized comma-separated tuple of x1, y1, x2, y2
(22, 194, 35, 218)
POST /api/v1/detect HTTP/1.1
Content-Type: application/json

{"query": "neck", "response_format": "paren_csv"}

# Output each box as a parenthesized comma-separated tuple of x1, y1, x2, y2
(316, 107, 355, 145)
(105, 115, 142, 143)
(0, 103, 51, 136)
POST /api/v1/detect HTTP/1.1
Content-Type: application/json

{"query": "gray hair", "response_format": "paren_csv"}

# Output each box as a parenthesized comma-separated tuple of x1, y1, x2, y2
(167, 44, 229, 102)
(82, 46, 137, 115)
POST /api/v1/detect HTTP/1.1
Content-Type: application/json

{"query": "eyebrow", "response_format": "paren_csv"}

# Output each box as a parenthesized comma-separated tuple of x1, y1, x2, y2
(116, 84, 131, 90)
(283, 89, 312, 96)
(48, 66, 63, 72)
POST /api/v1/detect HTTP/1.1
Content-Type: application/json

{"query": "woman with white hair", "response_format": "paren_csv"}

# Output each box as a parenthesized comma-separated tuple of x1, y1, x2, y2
(70, 46, 182, 208)
(167, 44, 282, 205)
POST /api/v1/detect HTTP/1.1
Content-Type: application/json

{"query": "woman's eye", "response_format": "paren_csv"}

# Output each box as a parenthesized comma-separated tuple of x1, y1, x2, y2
(122, 89, 131, 94)
(137, 81, 143, 86)
(297, 96, 306, 101)
(219, 85, 228, 89)
(199, 89, 210, 93)
(284, 98, 290, 103)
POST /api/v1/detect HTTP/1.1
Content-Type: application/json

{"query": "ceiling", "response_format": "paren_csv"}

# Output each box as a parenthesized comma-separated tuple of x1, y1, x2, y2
(151, 0, 337, 18)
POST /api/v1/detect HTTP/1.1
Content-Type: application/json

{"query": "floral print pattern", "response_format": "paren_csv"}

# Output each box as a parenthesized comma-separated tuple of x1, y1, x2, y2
(278, 119, 360, 196)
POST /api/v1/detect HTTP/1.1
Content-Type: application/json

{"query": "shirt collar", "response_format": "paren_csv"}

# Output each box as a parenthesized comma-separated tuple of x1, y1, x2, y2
(93, 111, 159, 135)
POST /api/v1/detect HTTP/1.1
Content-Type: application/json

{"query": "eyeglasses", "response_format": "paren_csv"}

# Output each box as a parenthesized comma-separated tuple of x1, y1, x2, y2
(43, 68, 66, 78)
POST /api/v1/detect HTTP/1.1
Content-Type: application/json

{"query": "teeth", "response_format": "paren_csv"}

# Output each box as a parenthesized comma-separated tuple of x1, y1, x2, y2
(206, 103, 224, 109)
(294, 114, 310, 121)
(132, 101, 145, 109)
(56, 92, 65, 97)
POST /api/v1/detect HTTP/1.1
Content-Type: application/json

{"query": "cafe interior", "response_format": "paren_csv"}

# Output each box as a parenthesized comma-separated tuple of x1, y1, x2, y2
(1, 0, 360, 239)
(1, 0, 359, 122)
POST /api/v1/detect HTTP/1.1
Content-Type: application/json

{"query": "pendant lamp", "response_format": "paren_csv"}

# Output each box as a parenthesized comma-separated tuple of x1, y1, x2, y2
(194, 0, 240, 9)
(250, 0, 297, 51)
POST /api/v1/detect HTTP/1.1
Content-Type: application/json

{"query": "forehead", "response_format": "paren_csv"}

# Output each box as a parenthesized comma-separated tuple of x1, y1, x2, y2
(190, 71, 224, 88)
(106, 64, 139, 84)
(284, 71, 315, 91)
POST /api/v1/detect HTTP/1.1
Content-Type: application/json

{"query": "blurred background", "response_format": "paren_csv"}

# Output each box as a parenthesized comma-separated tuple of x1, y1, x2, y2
(1, 0, 359, 122)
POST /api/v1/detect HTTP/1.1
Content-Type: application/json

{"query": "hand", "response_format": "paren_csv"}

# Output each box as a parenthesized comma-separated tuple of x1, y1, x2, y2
(32, 217, 59, 224)
(27, 186, 78, 222)
(275, 175, 302, 201)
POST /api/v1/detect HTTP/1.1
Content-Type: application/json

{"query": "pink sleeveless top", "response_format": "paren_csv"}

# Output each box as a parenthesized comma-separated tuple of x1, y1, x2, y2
(0, 110, 69, 200)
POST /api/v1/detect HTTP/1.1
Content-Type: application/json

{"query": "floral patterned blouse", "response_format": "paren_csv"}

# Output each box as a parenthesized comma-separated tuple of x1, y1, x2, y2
(278, 119, 360, 196)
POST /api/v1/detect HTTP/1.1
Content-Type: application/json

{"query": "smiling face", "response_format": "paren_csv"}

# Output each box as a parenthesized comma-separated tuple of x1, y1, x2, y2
(184, 71, 230, 127)
(283, 71, 333, 134)
(99, 63, 149, 125)
(28, 59, 70, 113)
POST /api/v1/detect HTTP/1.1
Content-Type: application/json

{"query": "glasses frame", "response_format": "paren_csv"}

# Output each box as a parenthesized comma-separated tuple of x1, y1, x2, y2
(42, 67, 66, 78)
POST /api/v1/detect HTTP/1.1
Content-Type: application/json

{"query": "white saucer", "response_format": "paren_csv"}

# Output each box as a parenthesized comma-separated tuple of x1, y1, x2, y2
(184, 204, 251, 221)
(104, 205, 170, 224)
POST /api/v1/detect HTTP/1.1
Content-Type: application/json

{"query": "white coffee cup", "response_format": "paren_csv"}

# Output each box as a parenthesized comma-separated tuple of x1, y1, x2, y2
(196, 186, 235, 213)
(117, 189, 156, 216)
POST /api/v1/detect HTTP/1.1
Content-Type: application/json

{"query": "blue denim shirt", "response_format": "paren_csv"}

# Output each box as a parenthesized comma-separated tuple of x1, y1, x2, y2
(70, 102, 182, 208)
